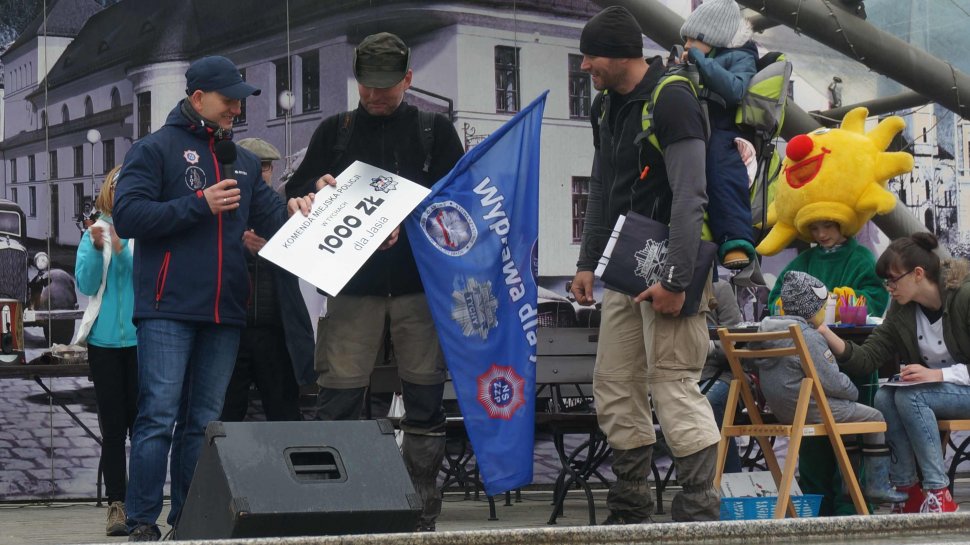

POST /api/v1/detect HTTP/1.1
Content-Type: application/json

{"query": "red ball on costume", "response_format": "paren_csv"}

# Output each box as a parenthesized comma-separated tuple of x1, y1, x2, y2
(786, 134, 814, 161)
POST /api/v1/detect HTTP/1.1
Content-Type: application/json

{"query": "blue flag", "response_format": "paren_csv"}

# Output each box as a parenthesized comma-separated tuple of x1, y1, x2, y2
(406, 92, 547, 496)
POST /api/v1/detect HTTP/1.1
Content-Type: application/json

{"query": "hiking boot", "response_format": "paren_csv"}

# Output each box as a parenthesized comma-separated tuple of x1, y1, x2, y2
(127, 523, 161, 542)
(921, 488, 959, 513)
(602, 512, 652, 525)
(106, 501, 127, 536)
(890, 482, 924, 514)
(722, 249, 751, 270)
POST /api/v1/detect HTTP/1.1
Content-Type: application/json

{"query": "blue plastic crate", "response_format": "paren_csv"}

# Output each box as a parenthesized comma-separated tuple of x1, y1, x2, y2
(720, 494, 823, 520)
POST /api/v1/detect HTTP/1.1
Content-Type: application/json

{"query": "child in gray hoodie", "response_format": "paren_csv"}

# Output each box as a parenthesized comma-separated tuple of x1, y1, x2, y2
(755, 271, 905, 504)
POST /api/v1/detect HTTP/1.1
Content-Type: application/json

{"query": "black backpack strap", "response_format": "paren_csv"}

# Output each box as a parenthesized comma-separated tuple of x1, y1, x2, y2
(417, 110, 436, 173)
(332, 110, 356, 166)
(590, 92, 604, 150)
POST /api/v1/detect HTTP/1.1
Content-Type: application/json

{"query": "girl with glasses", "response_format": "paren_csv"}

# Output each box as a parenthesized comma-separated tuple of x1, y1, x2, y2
(819, 232, 970, 513)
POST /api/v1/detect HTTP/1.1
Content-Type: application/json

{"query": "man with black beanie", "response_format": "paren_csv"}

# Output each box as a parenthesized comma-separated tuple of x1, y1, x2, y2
(570, 6, 721, 524)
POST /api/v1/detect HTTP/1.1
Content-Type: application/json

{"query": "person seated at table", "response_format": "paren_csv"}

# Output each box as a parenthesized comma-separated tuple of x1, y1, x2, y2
(819, 233, 970, 513)
(756, 271, 906, 505)
(73, 165, 138, 537)
(700, 279, 745, 473)
(765, 218, 888, 515)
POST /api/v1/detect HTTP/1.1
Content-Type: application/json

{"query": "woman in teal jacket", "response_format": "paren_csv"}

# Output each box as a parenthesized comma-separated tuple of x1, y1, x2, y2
(74, 165, 138, 537)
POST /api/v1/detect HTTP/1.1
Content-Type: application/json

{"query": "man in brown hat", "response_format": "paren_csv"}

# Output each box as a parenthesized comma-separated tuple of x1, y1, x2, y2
(221, 137, 316, 425)
(286, 32, 464, 532)
(569, 6, 721, 523)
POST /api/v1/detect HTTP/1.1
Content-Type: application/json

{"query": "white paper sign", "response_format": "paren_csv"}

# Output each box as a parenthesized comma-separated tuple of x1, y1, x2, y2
(719, 471, 803, 498)
(259, 161, 431, 295)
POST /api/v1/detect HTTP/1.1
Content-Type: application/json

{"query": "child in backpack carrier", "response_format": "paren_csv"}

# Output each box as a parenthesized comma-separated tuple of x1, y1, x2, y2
(680, 0, 759, 269)
(754, 271, 907, 505)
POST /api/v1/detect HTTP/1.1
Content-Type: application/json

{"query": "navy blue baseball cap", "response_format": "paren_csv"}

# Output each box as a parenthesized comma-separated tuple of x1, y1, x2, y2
(185, 56, 261, 99)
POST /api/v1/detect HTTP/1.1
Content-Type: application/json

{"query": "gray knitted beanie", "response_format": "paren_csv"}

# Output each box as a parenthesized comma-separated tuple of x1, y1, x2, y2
(781, 271, 829, 320)
(680, 0, 748, 48)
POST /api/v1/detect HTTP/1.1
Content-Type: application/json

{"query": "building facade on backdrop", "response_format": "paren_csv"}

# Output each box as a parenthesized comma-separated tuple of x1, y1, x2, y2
(2, 0, 969, 282)
(0, 0, 616, 280)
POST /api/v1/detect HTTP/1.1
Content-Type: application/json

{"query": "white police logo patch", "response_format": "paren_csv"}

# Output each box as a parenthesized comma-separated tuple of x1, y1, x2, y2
(420, 201, 477, 256)
(183, 150, 200, 165)
(370, 175, 397, 193)
(451, 277, 498, 340)
(184, 166, 207, 191)
(477, 364, 526, 420)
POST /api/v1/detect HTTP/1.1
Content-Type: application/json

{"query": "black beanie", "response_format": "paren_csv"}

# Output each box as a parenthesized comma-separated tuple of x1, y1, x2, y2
(580, 6, 644, 59)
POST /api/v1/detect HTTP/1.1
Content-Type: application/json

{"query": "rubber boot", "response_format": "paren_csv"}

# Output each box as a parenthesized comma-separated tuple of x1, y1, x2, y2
(862, 453, 908, 504)
(314, 387, 366, 421)
(402, 432, 446, 531)
(670, 443, 720, 522)
(400, 381, 447, 531)
(603, 445, 654, 524)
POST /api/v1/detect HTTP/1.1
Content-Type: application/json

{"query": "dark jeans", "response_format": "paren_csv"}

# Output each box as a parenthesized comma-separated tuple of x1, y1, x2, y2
(705, 379, 742, 473)
(126, 320, 241, 529)
(87, 344, 139, 504)
(221, 327, 301, 422)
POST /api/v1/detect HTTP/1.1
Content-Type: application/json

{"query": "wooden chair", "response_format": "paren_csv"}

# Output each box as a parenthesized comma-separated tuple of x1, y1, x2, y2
(714, 324, 887, 518)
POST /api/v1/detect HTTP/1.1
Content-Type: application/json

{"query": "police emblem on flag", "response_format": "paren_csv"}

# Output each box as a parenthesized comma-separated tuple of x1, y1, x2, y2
(477, 364, 526, 420)
(451, 277, 498, 339)
(370, 175, 398, 193)
(420, 201, 478, 256)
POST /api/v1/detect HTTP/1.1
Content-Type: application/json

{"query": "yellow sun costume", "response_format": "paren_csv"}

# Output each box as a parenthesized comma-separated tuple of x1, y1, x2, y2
(756, 107, 914, 256)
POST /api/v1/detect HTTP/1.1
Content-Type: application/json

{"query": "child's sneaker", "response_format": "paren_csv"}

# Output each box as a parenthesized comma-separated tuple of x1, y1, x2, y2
(891, 482, 925, 514)
(920, 487, 958, 513)
(722, 249, 750, 269)
(719, 240, 756, 270)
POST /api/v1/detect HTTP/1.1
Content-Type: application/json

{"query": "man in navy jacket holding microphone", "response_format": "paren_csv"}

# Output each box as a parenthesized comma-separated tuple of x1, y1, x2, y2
(113, 56, 313, 541)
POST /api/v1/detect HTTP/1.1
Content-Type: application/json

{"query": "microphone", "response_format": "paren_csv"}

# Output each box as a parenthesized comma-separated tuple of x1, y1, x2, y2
(214, 140, 237, 219)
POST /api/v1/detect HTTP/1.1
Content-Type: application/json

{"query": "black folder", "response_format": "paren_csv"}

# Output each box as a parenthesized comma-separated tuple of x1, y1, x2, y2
(594, 211, 716, 316)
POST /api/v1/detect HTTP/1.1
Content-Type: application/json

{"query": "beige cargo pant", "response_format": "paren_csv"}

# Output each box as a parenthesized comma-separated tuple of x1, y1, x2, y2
(593, 288, 721, 458)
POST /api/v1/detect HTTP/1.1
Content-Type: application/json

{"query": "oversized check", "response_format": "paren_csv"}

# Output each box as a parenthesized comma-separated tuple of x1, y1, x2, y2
(259, 161, 431, 295)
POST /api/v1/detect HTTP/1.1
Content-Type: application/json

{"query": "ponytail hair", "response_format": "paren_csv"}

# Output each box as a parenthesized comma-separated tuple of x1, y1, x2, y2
(95, 165, 122, 216)
(875, 232, 942, 285)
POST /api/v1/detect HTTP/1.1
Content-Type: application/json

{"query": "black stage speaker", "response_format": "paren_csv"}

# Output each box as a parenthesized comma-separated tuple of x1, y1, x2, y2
(176, 419, 421, 539)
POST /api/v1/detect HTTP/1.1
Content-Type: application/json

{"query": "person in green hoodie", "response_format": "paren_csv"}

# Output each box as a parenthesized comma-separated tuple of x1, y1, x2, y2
(74, 165, 138, 537)
(767, 220, 888, 318)
(765, 218, 888, 516)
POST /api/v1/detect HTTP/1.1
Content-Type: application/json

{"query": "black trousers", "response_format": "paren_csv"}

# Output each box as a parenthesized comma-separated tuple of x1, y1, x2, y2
(87, 344, 139, 504)
(221, 327, 302, 422)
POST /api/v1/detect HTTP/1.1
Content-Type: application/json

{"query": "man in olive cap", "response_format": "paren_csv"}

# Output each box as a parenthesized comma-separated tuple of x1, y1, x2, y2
(286, 32, 464, 531)
(570, 6, 721, 523)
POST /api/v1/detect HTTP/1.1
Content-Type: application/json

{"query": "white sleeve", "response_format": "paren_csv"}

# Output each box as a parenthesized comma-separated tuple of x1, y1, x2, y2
(941, 364, 970, 385)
